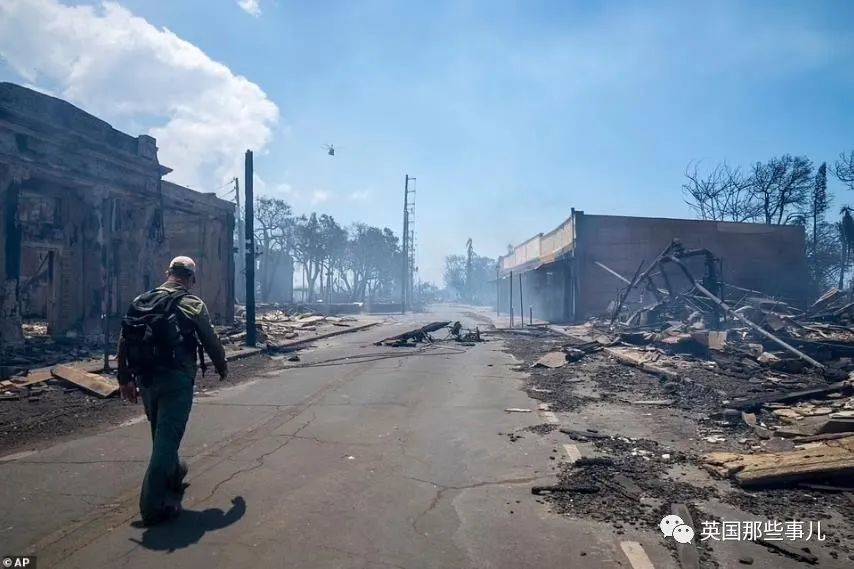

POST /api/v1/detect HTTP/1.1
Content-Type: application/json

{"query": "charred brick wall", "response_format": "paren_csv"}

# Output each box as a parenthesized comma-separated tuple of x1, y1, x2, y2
(574, 213, 808, 320)
(0, 82, 234, 348)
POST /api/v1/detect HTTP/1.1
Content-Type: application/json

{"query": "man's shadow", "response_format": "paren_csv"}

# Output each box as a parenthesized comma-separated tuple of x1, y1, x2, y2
(130, 496, 246, 552)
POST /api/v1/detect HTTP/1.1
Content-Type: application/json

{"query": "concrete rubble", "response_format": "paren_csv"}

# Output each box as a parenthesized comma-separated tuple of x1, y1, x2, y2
(550, 273, 854, 487)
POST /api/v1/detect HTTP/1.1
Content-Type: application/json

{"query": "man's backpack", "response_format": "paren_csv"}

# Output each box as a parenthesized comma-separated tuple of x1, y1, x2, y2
(121, 289, 192, 376)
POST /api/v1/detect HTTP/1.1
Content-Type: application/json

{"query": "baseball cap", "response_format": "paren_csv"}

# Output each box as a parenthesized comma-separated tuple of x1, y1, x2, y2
(168, 256, 197, 274)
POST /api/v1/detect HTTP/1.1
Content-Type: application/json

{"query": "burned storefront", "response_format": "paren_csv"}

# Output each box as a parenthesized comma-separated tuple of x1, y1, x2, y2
(498, 210, 808, 323)
(0, 82, 234, 353)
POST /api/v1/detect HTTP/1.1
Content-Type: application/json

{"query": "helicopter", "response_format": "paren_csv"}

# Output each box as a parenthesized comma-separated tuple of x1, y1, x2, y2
(323, 144, 337, 157)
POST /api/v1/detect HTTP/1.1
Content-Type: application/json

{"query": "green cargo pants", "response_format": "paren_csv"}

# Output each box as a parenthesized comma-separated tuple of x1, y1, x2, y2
(139, 369, 194, 524)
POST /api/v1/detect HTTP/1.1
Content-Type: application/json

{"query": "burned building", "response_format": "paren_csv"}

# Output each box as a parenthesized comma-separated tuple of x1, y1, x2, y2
(498, 210, 808, 323)
(0, 82, 234, 349)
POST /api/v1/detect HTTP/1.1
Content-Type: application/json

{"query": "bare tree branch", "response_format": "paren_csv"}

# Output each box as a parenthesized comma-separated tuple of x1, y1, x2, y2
(834, 151, 854, 190)
(682, 161, 754, 222)
(747, 155, 813, 225)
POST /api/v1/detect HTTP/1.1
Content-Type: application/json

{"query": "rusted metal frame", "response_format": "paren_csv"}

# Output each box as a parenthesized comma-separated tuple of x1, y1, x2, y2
(666, 248, 724, 329)
(610, 260, 645, 325)
(667, 256, 825, 371)
(644, 274, 663, 302)
(658, 264, 674, 296)
(621, 242, 678, 304)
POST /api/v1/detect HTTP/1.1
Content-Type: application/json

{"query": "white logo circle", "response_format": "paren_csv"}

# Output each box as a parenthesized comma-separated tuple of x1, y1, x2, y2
(659, 514, 685, 537)
(672, 524, 695, 544)
(2, 558, 13, 568)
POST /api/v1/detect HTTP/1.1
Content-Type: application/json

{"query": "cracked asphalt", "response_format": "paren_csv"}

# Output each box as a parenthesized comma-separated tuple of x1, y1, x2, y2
(1, 307, 678, 568)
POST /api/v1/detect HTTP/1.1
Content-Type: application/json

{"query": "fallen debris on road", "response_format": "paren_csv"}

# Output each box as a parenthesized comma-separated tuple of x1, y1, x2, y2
(374, 321, 451, 346)
(532, 351, 569, 368)
(703, 435, 854, 488)
(530, 485, 599, 495)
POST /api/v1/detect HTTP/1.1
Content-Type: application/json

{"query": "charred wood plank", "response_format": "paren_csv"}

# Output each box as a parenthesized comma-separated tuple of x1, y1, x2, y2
(51, 365, 118, 398)
(728, 382, 851, 411)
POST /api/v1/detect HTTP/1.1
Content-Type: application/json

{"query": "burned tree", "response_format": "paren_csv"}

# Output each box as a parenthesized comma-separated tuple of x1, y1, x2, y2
(444, 242, 496, 304)
(297, 213, 348, 302)
(810, 162, 829, 251)
(254, 197, 294, 302)
(685, 156, 815, 226)
(834, 151, 854, 191)
(747, 155, 813, 225)
(839, 208, 854, 289)
(337, 223, 401, 303)
(682, 161, 754, 222)
(801, 163, 837, 295)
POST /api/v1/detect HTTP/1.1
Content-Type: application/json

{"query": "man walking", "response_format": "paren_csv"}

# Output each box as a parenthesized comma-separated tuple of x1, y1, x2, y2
(118, 256, 228, 526)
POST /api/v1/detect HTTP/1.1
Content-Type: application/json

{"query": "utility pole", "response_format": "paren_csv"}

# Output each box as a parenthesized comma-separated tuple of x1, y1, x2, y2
(234, 177, 245, 304)
(244, 150, 256, 347)
(519, 273, 523, 328)
(496, 265, 500, 317)
(401, 175, 413, 313)
(465, 238, 473, 303)
(509, 270, 514, 328)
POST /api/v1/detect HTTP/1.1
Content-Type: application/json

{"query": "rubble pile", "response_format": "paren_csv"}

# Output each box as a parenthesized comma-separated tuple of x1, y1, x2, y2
(1, 333, 103, 375)
(221, 306, 358, 346)
(504, 322, 854, 563)
(500, 241, 854, 563)
(559, 298, 854, 489)
(2, 305, 364, 405)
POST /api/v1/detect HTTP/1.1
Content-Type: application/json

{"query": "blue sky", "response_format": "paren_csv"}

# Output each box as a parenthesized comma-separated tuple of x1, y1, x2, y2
(2, 0, 853, 283)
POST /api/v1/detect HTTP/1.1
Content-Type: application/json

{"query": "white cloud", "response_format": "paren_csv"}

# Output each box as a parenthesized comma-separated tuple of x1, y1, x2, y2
(237, 0, 261, 17)
(349, 190, 370, 201)
(0, 0, 279, 191)
(310, 190, 330, 205)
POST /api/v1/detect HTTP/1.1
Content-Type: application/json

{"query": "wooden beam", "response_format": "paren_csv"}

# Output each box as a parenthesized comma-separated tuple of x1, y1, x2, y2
(51, 365, 118, 398)
(704, 436, 854, 487)
(728, 382, 851, 411)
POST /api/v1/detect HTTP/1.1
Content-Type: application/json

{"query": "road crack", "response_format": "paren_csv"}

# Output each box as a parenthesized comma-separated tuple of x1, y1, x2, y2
(195, 413, 317, 505)
(407, 474, 552, 533)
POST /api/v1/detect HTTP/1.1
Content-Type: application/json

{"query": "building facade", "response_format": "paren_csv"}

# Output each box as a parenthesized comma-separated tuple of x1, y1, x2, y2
(0, 82, 234, 348)
(498, 210, 808, 323)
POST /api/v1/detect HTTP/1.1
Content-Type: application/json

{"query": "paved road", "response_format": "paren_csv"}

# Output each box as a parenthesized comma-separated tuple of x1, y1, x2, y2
(1, 308, 678, 569)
